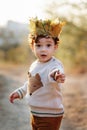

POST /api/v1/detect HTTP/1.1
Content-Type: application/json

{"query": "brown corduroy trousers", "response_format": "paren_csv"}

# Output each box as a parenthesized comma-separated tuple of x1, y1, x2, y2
(31, 115, 63, 130)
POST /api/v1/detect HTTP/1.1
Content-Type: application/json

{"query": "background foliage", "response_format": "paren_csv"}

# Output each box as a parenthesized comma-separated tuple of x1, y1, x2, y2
(0, 1, 87, 73)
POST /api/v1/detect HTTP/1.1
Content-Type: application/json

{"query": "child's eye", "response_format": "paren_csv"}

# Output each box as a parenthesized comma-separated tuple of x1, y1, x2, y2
(36, 44, 41, 47)
(47, 44, 51, 47)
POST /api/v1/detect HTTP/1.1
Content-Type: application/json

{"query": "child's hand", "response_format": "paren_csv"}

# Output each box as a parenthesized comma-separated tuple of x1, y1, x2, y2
(50, 70, 65, 83)
(9, 92, 20, 103)
(54, 70, 65, 83)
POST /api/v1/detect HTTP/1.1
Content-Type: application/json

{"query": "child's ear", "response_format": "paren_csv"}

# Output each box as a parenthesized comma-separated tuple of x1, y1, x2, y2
(29, 40, 35, 51)
(31, 45, 34, 51)
(55, 44, 58, 49)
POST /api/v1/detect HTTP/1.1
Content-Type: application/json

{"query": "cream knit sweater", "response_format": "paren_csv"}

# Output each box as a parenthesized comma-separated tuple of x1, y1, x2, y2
(15, 57, 64, 117)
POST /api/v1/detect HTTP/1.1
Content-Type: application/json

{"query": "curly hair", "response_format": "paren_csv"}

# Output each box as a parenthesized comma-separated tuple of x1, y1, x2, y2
(28, 34, 59, 49)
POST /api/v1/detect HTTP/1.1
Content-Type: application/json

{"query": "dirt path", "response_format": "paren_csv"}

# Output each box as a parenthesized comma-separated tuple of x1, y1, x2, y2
(63, 74, 87, 130)
(0, 65, 87, 130)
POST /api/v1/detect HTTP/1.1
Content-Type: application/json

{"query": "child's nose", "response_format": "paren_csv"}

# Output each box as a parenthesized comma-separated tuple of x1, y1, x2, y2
(41, 46, 46, 51)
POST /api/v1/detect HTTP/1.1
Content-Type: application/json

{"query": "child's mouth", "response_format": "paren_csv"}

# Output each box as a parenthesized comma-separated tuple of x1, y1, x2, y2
(41, 54, 47, 58)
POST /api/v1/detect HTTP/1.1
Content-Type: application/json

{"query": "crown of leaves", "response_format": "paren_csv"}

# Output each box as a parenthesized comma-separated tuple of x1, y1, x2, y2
(29, 17, 65, 38)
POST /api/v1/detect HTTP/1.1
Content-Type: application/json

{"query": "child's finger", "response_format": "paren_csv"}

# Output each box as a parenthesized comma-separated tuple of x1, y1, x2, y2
(9, 96, 14, 103)
(55, 72, 62, 79)
(55, 73, 61, 80)
(57, 70, 60, 74)
(9, 93, 16, 103)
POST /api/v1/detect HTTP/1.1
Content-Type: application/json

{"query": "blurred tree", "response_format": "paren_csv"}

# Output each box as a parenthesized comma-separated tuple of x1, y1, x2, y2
(0, 21, 29, 61)
(45, 0, 87, 73)
(45, 1, 87, 29)
(0, 28, 20, 60)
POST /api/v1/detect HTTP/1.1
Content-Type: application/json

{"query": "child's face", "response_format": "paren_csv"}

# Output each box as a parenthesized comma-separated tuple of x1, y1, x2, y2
(32, 37, 58, 62)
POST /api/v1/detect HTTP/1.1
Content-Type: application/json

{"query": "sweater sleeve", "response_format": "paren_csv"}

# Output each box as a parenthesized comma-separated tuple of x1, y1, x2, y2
(48, 62, 64, 84)
(14, 81, 28, 99)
